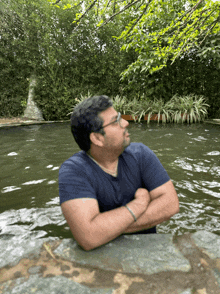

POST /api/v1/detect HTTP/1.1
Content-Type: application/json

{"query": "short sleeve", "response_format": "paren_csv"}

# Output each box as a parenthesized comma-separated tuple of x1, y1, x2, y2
(59, 160, 96, 205)
(138, 144, 170, 191)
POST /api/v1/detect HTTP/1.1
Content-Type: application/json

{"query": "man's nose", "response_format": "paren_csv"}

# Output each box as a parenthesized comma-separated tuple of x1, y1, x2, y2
(121, 118, 129, 128)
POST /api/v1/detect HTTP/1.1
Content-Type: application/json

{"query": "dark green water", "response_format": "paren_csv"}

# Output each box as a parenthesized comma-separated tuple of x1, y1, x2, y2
(0, 122, 220, 241)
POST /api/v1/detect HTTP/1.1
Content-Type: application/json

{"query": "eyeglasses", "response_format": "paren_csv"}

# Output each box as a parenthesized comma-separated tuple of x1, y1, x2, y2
(100, 112, 122, 129)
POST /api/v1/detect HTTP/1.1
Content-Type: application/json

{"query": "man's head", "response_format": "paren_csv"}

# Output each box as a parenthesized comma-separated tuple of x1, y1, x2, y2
(71, 95, 113, 152)
(71, 95, 130, 153)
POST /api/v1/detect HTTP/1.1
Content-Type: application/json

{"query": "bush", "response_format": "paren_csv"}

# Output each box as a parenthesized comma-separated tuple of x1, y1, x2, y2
(0, 94, 25, 118)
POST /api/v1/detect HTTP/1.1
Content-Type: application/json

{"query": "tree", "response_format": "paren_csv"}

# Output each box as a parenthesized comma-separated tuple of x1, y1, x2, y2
(120, 0, 220, 77)
(52, 0, 220, 74)
(0, 0, 55, 117)
(54, 0, 219, 118)
(0, 0, 134, 119)
(1, 0, 219, 118)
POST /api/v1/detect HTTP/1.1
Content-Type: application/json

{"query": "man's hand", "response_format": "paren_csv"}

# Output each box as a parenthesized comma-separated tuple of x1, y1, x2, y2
(124, 180, 179, 234)
(134, 188, 151, 209)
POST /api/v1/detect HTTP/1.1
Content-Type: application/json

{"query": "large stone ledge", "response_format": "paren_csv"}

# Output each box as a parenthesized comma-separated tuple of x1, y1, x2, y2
(0, 231, 220, 294)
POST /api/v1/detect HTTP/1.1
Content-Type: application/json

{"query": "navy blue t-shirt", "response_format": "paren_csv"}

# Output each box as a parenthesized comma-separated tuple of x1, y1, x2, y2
(59, 143, 170, 215)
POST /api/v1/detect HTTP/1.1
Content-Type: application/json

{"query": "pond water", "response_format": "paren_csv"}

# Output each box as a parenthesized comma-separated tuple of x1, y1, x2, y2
(0, 122, 220, 241)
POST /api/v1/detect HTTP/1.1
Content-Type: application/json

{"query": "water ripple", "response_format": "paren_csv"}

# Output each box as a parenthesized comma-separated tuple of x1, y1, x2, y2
(1, 186, 21, 193)
(175, 180, 198, 193)
(173, 158, 193, 171)
(47, 180, 57, 184)
(22, 179, 47, 185)
(199, 180, 220, 189)
(173, 157, 220, 176)
(206, 151, 220, 156)
(7, 152, 18, 156)
(192, 136, 207, 141)
(193, 182, 220, 198)
(46, 165, 59, 171)
(0, 206, 64, 240)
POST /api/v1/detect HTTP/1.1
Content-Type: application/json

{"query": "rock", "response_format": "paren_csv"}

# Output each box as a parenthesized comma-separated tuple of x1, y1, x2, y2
(23, 73, 44, 121)
(1, 232, 220, 294)
(192, 231, 220, 259)
(54, 234, 191, 274)
(212, 268, 220, 288)
(23, 99, 44, 121)
(0, 238, 48, 268)
(1, 275, 115, 294)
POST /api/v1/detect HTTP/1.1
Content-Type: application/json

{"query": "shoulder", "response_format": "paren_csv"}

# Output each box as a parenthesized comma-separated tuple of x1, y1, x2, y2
(59, 151, 95, 184)
(59, 151, 97, 205)
(59, 151, 89, 173)
(124, 142, 166, 171)
(123, 142, 154, 159)
(121, 143, 156, 171)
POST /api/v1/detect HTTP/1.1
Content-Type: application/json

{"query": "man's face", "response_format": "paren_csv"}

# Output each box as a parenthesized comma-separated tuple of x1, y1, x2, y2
(99, 107, 130, 152)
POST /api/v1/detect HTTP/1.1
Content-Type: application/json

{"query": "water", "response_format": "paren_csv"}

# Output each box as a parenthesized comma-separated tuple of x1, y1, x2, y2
(0, 122, 220, 241)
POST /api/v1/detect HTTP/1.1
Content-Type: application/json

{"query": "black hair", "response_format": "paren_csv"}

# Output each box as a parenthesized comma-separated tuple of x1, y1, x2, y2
(70, 95, 113, 152)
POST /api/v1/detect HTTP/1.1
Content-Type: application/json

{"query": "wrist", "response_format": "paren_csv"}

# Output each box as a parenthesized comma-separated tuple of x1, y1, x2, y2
(126, 199, 147, 221)
(125, 204, 137, 222)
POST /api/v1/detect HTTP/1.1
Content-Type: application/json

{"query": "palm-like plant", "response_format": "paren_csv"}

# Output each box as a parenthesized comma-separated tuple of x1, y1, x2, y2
(168, 94, 209, 123)
(167, 94, 187, 123)
(68, 93, 209, 124)
(150, 99, 172, 124)
(141, 99, 152, 123)
(193, 96, 209, 122)
(112, 95, 128, 115)
(67, 91, 92, 116)
(125, 97, 145, 122)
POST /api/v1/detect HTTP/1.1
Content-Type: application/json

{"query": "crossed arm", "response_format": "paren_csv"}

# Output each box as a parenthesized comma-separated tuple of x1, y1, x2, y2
(123, 180, 179, 233)
(61, 180, 179, 251)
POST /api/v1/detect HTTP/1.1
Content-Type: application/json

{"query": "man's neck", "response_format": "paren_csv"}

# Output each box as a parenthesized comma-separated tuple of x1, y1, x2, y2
(87, 149, 119, 170)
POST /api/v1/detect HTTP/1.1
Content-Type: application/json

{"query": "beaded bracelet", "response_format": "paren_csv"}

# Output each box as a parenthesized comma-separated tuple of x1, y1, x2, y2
(125, 204, 137, 222)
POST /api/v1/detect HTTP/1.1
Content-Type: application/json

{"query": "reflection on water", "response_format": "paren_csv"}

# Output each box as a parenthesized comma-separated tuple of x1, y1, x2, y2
(0, 122, 220, 241)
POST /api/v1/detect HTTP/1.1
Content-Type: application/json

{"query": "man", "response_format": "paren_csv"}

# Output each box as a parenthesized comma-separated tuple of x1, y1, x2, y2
(59, 95, 179, 251)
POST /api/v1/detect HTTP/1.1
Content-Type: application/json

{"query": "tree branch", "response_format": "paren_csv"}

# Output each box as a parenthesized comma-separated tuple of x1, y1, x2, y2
(172, 7, 217, 50)
(99, 0, 112, 16)
(199, 17, 220, 45)
(125, 0, 153, 37)
(97, 0, 142, 29)
(73, 0, 98, 30)
(52, 0, 62, 5)
(166, 0, 204, 37)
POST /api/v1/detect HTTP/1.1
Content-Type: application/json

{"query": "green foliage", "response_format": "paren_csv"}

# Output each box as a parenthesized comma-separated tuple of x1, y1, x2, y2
(0, 95, 25, 117)
(118, 0, 220, 75)
(0, 0, 134, 119)
(0, 0, 219, 120)
(111, 94, 209, 123)
(112, 95, 128, 115)
(67, 91, 92, 116)
(126, 97, 152, 123)
(59, 0, 220, 75)
(167, 94, 209, 123)
(120, 50, 219, 118)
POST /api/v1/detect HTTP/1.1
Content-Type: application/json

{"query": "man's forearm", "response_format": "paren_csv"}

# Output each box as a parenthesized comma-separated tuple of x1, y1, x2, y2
(82, 198, 148, 250)
(123, 192, 179, 233)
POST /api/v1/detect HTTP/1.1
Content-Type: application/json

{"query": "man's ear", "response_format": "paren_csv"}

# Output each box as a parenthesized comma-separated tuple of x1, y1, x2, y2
(90, 132, 104, 147)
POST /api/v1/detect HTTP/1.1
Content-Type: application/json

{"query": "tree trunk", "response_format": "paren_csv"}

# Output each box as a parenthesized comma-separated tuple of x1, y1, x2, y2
(24, 72, 44, 120)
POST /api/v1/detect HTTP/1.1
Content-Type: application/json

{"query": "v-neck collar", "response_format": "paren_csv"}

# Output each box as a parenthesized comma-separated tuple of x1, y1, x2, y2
(86, 152, 120, 178)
